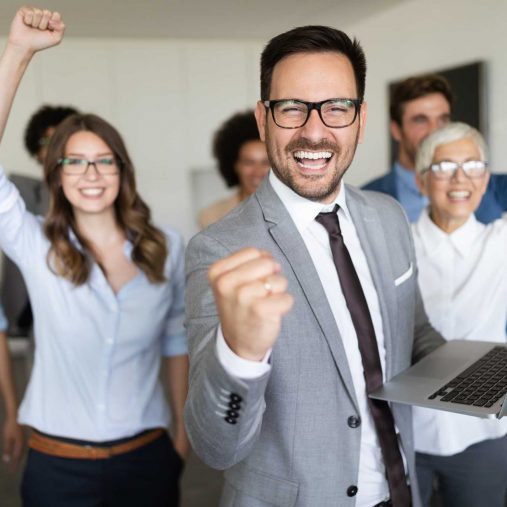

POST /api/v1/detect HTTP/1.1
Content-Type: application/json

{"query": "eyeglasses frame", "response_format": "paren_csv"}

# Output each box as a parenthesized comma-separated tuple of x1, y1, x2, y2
(263, 98, 362, 129)
(58, 157, 120, 176)
(421, 160, 489, 180)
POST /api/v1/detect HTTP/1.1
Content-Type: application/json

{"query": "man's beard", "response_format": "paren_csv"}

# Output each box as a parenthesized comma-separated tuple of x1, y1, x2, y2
(266, 132, 360, 202)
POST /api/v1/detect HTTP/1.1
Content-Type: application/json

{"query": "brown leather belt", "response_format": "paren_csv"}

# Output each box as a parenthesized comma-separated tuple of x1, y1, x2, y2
(28, 428, 165, 460)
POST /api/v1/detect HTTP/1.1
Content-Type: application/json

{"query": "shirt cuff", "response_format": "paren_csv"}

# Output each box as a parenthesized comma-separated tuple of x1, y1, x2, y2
(162, 331, 188, 357)
(215, 325, 272, 379)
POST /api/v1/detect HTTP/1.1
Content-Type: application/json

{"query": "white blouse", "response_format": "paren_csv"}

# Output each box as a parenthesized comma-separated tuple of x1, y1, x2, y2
(412, 209, 507, 456)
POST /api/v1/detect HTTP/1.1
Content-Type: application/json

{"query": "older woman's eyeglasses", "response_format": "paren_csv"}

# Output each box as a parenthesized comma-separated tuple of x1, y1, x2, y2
(423, 160, 488, 180)
(58, 157, 119, 176)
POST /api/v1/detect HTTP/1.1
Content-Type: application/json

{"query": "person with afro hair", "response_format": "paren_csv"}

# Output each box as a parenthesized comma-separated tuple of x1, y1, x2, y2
(24, 104, 78, 164)
(198, 110, 269, 228)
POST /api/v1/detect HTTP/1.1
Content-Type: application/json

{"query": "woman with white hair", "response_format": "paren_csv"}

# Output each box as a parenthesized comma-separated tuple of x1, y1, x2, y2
(413, 121, 507, 507)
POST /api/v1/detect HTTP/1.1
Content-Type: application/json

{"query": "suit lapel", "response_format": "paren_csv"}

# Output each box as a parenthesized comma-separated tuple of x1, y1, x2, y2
(346, 186, 397, 379)
(256, 180, 359, 411)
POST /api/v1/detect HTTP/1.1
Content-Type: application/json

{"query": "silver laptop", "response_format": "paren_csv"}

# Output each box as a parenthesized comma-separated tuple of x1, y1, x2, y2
(369, 340, 507, 419)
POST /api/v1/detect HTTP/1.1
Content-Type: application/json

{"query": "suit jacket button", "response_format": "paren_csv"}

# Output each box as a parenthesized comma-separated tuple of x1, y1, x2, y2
(347, 415, 361, 428)
(224, 416, 238, 424)
(228, 401, 241, 410)
(230, 393, 243, 403)
(226, 410, 239, 418)
(346, 485, 358, 497)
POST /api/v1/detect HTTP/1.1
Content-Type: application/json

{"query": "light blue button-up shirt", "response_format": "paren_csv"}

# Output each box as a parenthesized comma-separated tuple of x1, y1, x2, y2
(394, 162, 428, 222)
(0, 167, 187, 441)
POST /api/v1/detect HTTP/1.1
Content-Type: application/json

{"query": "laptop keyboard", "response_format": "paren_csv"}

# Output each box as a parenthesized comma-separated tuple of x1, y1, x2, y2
(428, 346, 507, 408)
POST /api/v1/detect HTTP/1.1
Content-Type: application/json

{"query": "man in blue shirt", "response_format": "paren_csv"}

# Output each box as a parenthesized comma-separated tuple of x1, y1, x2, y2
(362, 74, 507, 223)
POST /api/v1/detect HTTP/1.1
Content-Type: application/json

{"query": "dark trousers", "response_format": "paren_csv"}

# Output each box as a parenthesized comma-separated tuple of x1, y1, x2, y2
(416, 434, 507, 507)
(21, 431, 183, 507)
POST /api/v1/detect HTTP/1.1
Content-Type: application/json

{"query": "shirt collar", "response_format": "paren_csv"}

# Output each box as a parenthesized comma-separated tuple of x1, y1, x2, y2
(416, 207, 484, 258)
(394, 161, 420, 195)
(268, 170, 350, 236)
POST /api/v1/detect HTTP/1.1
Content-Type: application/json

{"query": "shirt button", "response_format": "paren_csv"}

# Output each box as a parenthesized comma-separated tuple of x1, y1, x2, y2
(346, 485, 358, 497)
(347, 415, 361, 428)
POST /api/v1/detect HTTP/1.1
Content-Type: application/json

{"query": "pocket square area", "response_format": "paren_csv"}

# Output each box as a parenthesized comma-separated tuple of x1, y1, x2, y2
(394, 263, 413, 286)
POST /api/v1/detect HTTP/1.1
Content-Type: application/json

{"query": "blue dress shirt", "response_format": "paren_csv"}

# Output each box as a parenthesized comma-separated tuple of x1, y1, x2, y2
(0, 167, 187, 441)
(393, 162, 428, 222)
(0, 303, 7, 332)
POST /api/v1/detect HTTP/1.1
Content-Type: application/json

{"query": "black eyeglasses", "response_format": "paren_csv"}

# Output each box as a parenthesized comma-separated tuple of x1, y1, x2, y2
(263, 98, 361, 129)
(422, 160, 488, 180)
(58, 157, 119, 176)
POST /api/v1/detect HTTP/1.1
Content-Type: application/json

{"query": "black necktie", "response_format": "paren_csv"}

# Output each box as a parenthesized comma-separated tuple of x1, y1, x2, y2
(316, 204, 411, 507)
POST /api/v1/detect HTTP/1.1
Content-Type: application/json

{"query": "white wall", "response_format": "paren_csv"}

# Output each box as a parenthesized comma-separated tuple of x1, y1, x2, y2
(339, 0, 507, 185)
(0, 37, 264, 241)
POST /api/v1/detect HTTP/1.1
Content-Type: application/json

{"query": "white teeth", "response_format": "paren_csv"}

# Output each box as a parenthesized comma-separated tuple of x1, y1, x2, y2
(448, 190, 470, 198)
(293, 150, 332, 160)
(298, 161, 327, 170)
(80, 188, 104, 196)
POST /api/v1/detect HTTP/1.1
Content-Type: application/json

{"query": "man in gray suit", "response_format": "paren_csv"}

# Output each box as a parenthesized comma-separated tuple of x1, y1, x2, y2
(185, 26, 443, 507)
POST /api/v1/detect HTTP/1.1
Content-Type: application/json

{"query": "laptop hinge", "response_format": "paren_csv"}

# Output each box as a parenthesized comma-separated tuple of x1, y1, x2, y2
(497, 394, 507, 419)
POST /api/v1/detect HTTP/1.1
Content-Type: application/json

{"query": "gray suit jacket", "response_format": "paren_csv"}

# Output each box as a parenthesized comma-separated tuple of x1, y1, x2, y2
(1, 174, 48, 335)
(184, 178, 443, 507)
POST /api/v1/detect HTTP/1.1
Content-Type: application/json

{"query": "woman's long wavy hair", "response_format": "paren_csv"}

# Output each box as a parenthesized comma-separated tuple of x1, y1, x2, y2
(43, 114, 168, 285)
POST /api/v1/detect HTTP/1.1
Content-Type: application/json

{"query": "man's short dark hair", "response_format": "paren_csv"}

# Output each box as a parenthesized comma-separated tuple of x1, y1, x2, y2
(213, 110, 260, 188)
(390, 74, 453, 125)
(260, 25, 366, 102)
(24, 104, 79, 157)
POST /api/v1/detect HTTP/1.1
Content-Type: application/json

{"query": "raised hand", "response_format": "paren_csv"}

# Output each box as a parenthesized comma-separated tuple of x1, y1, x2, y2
(209, 248, 294, 361)
(8, 6, 65, 55)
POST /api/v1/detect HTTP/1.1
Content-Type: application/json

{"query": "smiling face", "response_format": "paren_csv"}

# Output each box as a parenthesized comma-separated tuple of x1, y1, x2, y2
(416, 136, 490, 232)
(392, 92, 451, 170)
(255, 52, 367, 203)
(235, 140, 270, 198)
(60, 130, 120, 219)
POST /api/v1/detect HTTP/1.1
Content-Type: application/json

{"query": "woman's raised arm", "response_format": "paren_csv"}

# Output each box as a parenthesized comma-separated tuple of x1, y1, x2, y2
(0, 7, 65, 144)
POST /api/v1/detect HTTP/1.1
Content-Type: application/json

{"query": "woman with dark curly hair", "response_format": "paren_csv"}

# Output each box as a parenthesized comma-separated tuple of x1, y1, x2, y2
(0, 8, 188, 506)
(198, 110, 269, 228)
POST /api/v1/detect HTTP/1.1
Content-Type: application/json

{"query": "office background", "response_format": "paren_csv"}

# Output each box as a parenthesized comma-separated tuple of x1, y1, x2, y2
(0, 1, 505, 505)
(0, 0, 505, 244)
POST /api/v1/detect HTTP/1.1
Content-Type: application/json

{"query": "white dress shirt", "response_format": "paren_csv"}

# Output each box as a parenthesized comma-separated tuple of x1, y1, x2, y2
(412, 209, 507, 456)
(217, 170, 392, 507)
(0, 167, 187, 442)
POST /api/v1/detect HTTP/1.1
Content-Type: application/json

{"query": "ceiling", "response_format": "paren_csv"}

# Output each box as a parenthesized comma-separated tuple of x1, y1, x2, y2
(0, 0, 407, 39)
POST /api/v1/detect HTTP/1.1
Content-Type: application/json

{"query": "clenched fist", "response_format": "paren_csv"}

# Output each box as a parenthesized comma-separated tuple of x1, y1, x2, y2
(8, 6, 65, 55)
(209, 248, 294, 361)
